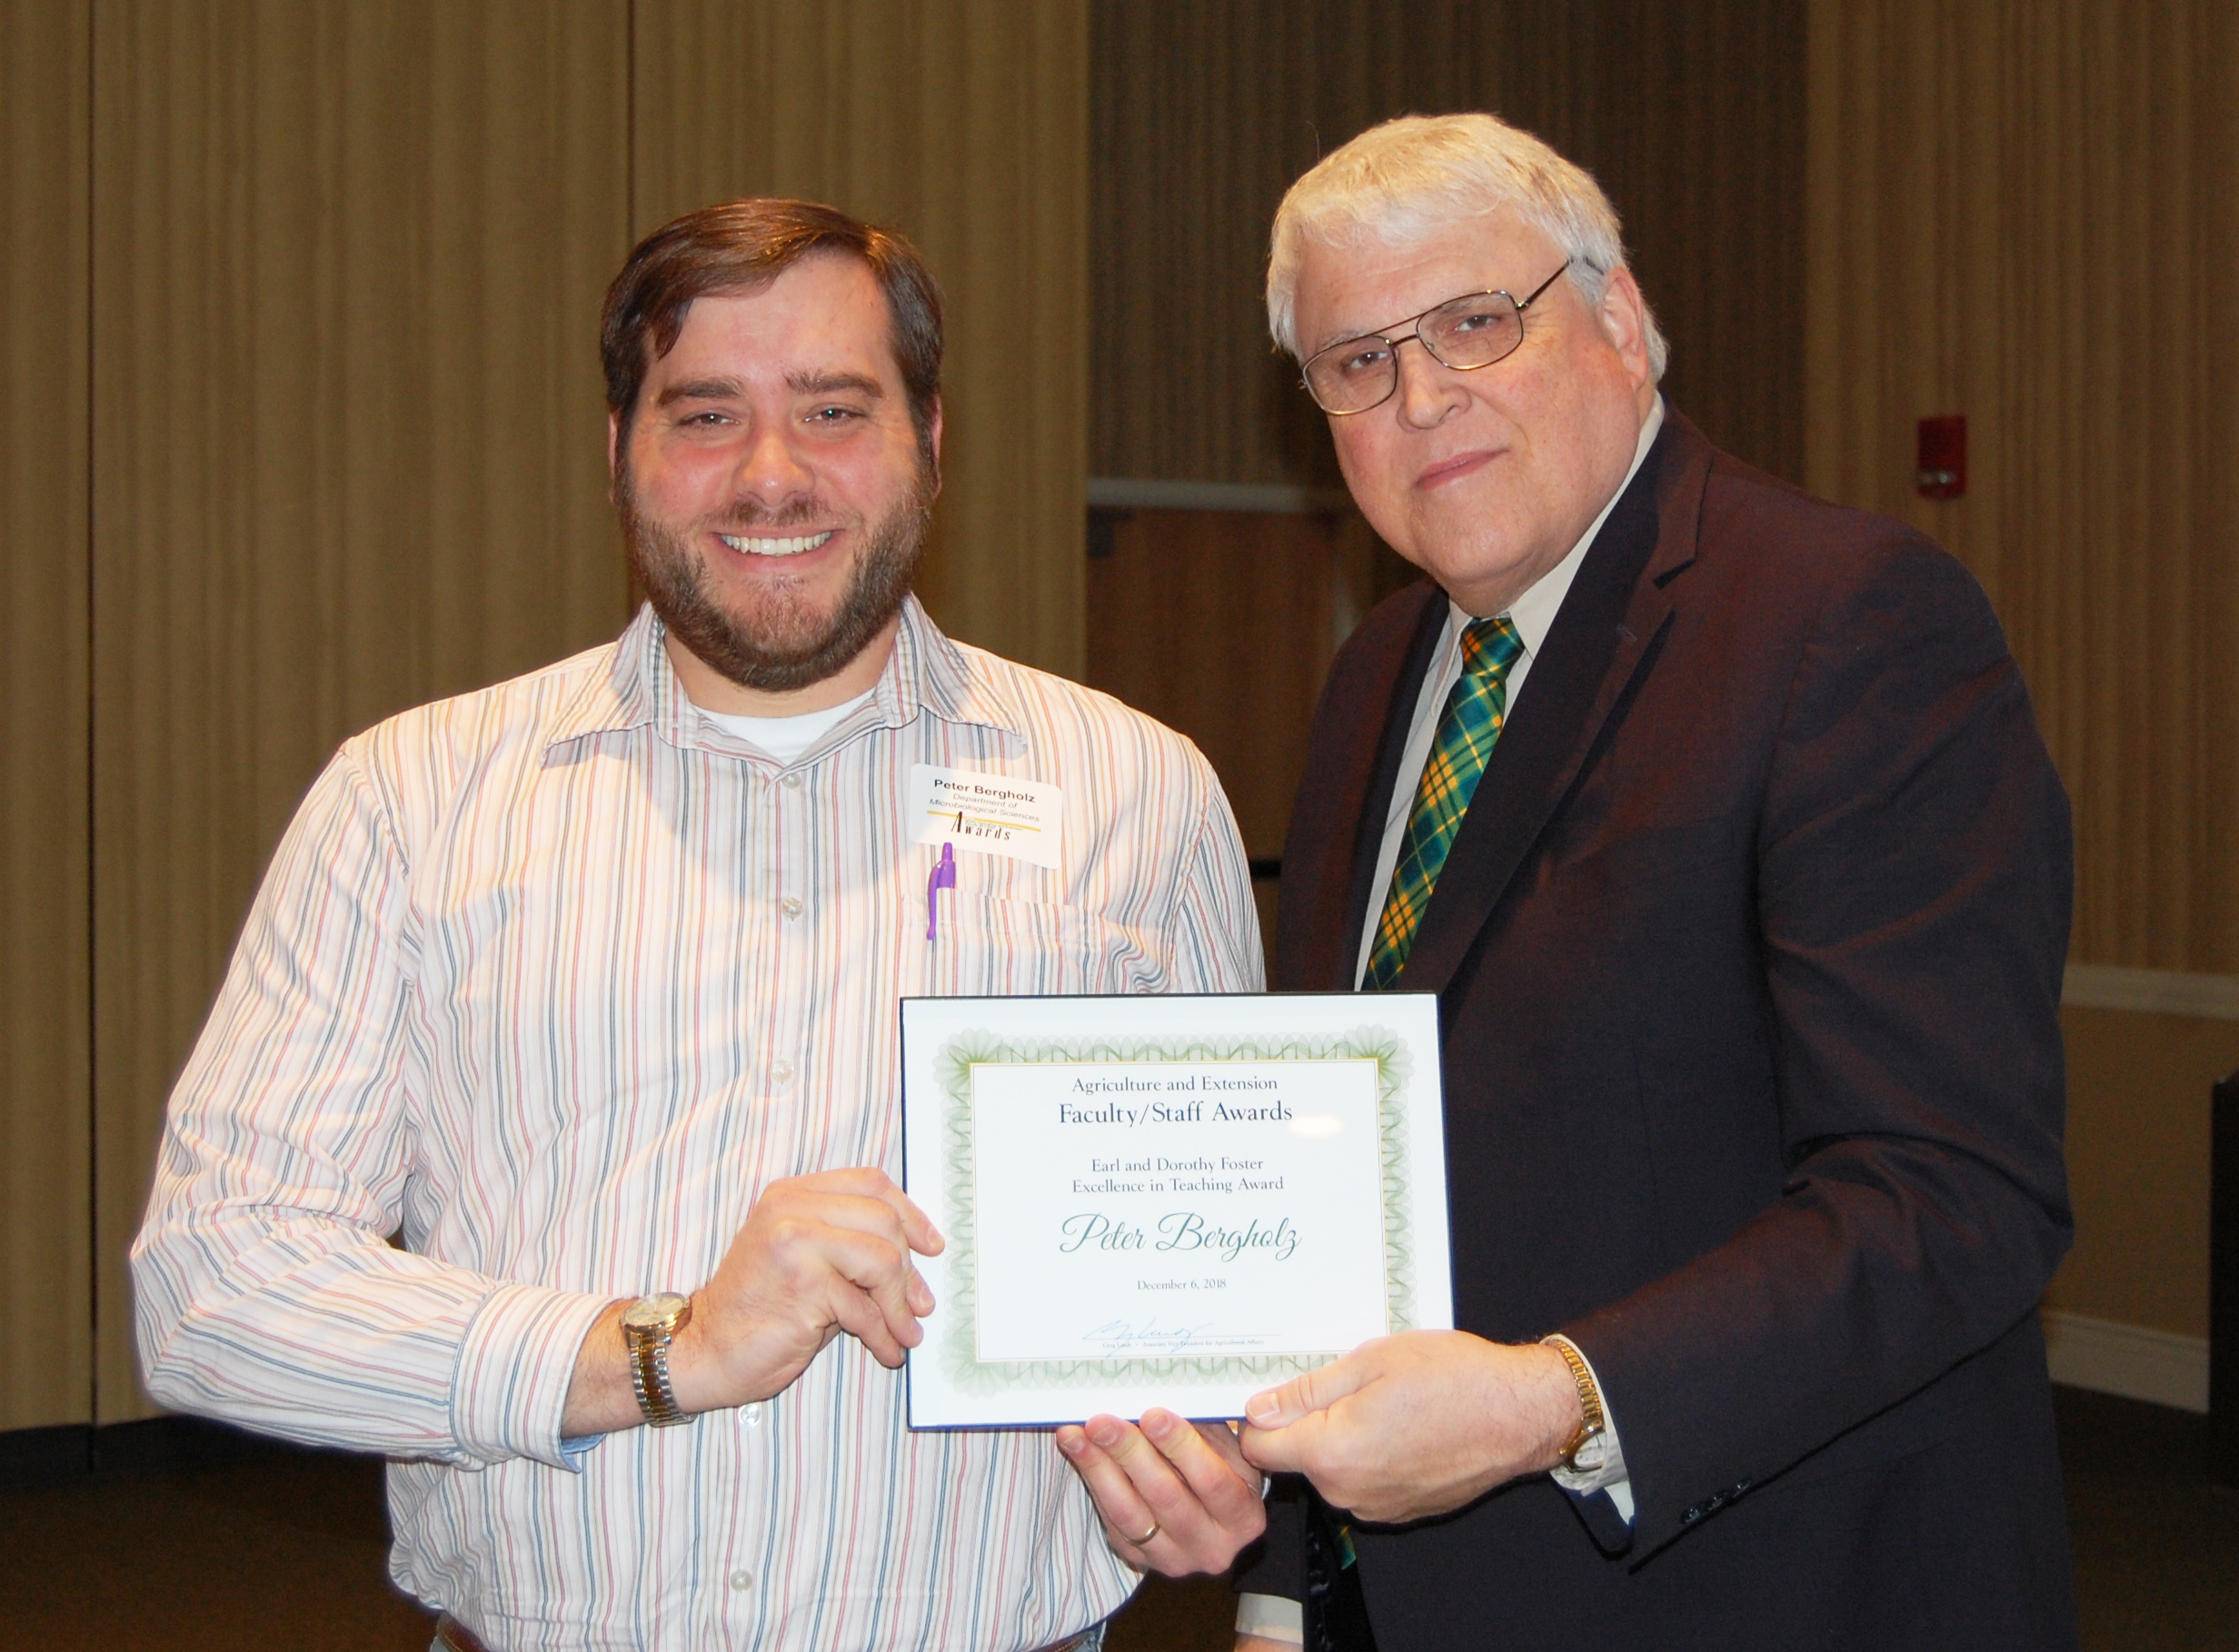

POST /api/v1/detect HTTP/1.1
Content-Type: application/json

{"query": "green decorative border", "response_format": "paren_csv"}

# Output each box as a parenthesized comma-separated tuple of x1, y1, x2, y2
(936, 1029, 1415, 1394)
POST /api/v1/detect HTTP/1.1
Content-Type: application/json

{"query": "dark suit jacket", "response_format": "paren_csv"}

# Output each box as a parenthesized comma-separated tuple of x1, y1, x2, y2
(1238, 413, 2078, 1648)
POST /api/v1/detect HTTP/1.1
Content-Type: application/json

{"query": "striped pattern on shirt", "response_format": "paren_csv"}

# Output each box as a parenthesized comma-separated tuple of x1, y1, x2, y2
(132, 597, 1265, 1650)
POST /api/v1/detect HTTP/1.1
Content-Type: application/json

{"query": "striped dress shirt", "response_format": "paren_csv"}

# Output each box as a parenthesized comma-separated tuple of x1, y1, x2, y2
(132, 597, 1264, 1649)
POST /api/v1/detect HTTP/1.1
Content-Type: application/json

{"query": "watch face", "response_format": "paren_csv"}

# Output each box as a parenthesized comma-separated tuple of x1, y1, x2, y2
(622, 1292, 691, 1334)
(1570, 1431, 1613, 1474)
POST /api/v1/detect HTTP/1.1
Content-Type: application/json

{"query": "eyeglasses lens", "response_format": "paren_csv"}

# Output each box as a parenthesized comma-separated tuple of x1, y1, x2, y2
(1307, 343, 1393, 416)
(1423, 294, 1525, 368)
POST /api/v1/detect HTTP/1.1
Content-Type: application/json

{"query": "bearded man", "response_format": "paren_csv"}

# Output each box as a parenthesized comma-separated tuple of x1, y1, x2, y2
(133, 199, 1264, 1651)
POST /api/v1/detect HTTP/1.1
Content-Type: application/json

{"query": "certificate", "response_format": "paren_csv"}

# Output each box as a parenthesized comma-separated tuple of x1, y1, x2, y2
(900, 992, 1450, 1428)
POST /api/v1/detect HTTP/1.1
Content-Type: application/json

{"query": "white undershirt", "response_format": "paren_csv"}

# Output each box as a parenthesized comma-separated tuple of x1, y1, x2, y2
(696, 687, 876, 761)
(1235, 403, 1667, 1650)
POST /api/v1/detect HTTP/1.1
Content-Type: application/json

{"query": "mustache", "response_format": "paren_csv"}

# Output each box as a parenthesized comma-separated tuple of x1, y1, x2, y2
(704, 498, 835, 533)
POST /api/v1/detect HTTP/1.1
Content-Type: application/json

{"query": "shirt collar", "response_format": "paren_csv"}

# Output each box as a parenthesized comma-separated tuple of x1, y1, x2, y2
(1454, 393, 1666, 657)
(542, 594, 1026, 756)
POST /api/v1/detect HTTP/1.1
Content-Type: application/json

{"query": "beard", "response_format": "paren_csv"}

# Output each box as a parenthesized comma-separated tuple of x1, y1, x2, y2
(617, 462, 934, 695)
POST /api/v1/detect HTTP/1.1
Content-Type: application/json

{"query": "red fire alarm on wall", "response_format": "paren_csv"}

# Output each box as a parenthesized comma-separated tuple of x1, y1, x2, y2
(1916, 414, 1966, 500)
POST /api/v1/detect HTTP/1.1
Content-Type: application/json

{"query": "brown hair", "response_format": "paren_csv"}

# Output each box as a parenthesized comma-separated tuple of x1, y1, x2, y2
(600, 198, 944, 451)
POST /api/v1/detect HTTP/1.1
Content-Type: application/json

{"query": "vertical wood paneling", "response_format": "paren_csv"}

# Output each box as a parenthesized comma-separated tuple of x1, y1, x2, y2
(631, 1, 1090, 681)
(1533, 4, 1807, 487)
(90, 0, 632, 1419)
(1091, 0, 1806, 488)
(1086, 511, 1338, 862)
(1805, 0, 2239, 974)
(1, 0, 94, 1432)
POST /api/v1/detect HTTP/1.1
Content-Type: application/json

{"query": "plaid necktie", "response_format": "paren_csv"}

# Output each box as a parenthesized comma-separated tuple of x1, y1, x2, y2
(1363, 615, 1526, 990)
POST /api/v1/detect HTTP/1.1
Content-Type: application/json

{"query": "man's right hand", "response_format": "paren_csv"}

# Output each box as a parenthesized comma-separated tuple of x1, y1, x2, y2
(562, 1168, 942, 1436)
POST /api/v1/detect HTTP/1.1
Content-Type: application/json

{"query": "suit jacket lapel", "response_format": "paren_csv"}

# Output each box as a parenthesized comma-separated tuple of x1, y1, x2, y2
(1277, 584, 1447, 992)
(1397, 415, 1712, 998)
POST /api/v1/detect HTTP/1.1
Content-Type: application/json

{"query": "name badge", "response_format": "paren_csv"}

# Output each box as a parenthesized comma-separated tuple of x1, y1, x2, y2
(908, 765, 1063, 871)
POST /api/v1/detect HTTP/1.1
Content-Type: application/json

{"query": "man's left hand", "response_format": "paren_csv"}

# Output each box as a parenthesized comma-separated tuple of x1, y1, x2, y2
(1056, 1408, 1268, 1575)
(1240, 1331, 1581, 1524)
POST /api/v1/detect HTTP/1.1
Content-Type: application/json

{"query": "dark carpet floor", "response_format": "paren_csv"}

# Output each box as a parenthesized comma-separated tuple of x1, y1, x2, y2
(0, 1386, 2229, 1649)
(2057, 1387, 2239, 1651)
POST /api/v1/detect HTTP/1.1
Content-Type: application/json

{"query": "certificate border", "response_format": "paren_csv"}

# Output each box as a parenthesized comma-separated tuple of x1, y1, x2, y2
(934, 1028, 1417, 1395)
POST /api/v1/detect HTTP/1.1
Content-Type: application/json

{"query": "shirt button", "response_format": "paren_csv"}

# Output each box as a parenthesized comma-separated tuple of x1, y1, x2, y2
(729, 1569, 754, 1591)
(781, 773, 801, 790)
(771, 1060, 794, 1084)
(741, 1402, 763, 1428)
(781, 897, 803, 920)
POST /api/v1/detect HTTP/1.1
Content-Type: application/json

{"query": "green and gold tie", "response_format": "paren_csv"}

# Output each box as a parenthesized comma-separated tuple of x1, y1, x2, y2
(1363, 616, 1526, 990)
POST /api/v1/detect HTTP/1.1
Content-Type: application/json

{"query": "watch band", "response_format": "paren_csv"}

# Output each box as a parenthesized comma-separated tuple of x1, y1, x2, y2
(621, 1293, 693, 1428)
(1541, 1333, 1607, 1470)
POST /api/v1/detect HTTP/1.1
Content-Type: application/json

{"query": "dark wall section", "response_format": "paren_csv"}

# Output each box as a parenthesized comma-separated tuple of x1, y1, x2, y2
(1091, 0, 1806, 487)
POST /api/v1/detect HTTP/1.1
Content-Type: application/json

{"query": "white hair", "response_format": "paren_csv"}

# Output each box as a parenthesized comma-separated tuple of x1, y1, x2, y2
(1268, 112, 1668, 382)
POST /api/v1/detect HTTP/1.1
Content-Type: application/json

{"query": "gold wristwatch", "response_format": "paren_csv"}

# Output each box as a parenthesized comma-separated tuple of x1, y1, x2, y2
(621, 1293, 694, 1428)
(1542, 1334, 1609, 1473)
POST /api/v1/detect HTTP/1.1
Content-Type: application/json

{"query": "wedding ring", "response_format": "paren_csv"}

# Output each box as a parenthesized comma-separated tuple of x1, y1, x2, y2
(1131, 1520, 1160, 1546)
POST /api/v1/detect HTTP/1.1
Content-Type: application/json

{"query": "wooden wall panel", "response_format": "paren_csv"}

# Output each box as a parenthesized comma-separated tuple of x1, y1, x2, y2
(1, 0, 94, 1432)
(1090, 0, 1806, 489)
(90, 0, 632, 1419)
(1086, 510, 1338, 864)
(2050, 1005, 2237, 1339)
(1805, 0, 2239, 974)
(1807, 1, 2239, 1344)
(632, 1, 1090, 681)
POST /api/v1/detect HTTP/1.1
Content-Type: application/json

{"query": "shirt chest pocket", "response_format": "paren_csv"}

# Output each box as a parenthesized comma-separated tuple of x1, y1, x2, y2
(920, 894, 1168, 999)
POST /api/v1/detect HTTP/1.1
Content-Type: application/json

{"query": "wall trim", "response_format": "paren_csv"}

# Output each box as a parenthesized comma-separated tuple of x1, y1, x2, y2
(2062, 964, 2239, 1020)
(2042, 1309, 2209, 1413)
(1086, 476, 1353, 515)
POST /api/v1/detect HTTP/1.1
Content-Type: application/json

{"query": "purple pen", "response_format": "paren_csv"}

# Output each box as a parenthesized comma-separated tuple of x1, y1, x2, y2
(926, 841, 957, 940)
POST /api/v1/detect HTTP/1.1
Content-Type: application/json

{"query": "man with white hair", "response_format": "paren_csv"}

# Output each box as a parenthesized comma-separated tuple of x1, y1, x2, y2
(1061, 114, 2076, 1649)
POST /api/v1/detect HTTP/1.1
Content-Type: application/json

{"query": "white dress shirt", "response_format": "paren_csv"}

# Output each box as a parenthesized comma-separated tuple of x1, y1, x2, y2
(134, 596, 1264, 1649)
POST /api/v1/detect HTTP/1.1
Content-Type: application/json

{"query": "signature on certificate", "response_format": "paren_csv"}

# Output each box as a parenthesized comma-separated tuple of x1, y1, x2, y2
(1084, 1317, 1258, 1355)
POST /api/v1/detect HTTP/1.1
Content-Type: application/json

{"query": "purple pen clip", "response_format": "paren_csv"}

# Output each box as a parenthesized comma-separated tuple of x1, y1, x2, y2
(926, 841, 957, 940)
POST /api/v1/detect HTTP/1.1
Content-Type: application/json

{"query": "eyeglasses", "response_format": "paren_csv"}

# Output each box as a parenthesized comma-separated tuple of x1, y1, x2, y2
(1299, 260, 1572, 416)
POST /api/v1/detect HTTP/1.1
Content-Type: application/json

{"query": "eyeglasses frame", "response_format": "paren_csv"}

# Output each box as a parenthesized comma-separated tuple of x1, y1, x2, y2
(1300, 259, 1575, 417)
